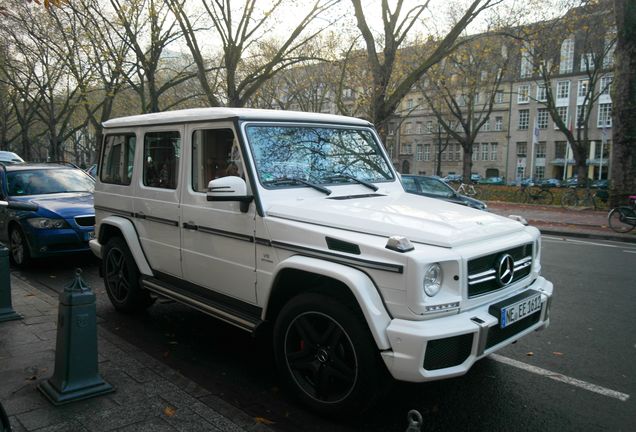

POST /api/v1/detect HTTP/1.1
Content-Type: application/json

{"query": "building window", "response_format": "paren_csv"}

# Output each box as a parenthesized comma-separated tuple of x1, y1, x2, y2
(520, 44, 533, 78)
(559, 38, 575, 74)
(580, 53, 594, 72)
(603, 33, 615, 68)
(455, 144, 462, 161)
(490, 143, 498, 161)
(481, 143, 489, 161)
(600, 75, 612, 95)
(536, 142, 546, 158)
(424, 144, 431, 161)
(404, 123, 412, 134)
(516, 142, 527, 157)
(472, 144, 479, 161)
(416, 122, 423, 134)
(517, 85, 530, 103)
(518, 109, 529, 130)
(407, 99, 414, 109)
(557, 81, 570, 99)
(577, 79, 589, 97)
(536, 85, 547, 102)
(481, 119, 490, 131)
(495, 116, 503, 131)
(537, 108, 549, 129)
(534, 165, 545, 179)
(555, 106, 568, 129)
(597, 103, 612, 128)
(496, 91, 504, 104)
(555, 141, 567, 158)
(441, 149, 447, 161)
(576, 105, 586, 128)
(416, 144, 423, 161)
(426, 121, 433, 133)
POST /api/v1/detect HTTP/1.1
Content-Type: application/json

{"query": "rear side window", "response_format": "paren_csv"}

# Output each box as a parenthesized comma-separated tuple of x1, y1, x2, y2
(101, 134, 136, 185)
(143, 131, 181, 189)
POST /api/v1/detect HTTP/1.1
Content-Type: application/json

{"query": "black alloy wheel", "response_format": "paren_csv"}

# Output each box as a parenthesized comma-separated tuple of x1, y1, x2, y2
(9, 227, 31, 267)
(274, 293, 387, 416)
(102, 237, 153, 312)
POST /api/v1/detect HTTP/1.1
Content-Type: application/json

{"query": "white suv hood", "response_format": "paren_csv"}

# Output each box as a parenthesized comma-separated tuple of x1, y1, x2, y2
(266, 192, 525, 248)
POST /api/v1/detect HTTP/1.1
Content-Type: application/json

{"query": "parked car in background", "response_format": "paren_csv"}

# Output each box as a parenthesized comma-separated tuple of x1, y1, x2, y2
(470, 173, 481, 183)
(591, 178, 608, 189)
(538, 178, 561, 188)
(0, 163, 95, 266)
(85, 163, 97, 178)
(563, 176, 578, 188)
(443, 174, 462, 183)
(403, 175, 487, 210)
(0, 151, 25, 165)
(478, 176, 505, 185)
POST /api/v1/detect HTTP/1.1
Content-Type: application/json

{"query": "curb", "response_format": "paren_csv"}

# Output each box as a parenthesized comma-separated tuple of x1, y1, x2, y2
(534, 226, 636, 243)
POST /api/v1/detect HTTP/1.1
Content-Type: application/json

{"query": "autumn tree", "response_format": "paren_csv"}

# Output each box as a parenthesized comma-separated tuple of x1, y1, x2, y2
(167, 0, 339, 108)
(518, 2, 616, 184)
(420, 35, 510, 180)
(350, 0, 501, 142)
(610, 0, 636, 205)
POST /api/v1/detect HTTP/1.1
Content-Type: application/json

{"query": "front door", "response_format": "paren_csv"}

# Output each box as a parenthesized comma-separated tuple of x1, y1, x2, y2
(180, 124, 257, 303)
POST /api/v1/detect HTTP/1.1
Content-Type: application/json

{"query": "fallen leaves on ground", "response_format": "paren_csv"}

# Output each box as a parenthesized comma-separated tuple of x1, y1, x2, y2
(163, 406, 177, 417)
(255, 417, 276, 425)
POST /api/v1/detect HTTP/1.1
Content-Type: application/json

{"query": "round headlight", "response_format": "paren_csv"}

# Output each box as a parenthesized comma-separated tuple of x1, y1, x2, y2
(423, 263, 443, 297)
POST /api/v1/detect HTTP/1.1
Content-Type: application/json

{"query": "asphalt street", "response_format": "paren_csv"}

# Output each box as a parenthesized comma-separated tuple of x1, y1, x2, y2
(9, 235, 636, 431)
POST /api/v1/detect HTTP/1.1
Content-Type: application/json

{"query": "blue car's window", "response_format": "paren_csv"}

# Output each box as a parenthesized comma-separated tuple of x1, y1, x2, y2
(7, 169, 94, 196)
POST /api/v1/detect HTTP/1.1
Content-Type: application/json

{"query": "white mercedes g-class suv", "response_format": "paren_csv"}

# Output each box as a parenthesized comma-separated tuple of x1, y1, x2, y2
(90, 108, 552, 415)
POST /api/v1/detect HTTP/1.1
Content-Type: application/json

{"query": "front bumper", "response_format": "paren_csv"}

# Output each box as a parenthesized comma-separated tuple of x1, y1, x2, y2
(381, 276, 553, 382)
(24, 225, 94, 258)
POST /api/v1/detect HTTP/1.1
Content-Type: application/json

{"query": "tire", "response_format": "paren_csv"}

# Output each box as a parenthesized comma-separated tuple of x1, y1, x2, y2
(608, 207, 636, 233)
(102, 237, 154, 313)
(515, 190, 528, 204)
(9, 226, 31, 267)
(536, 190, 553, 205)
(273, 292, 388, 416)
(560, 191, 578, 209)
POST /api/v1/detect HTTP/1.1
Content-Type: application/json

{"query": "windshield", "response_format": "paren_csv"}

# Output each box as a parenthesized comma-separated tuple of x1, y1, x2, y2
(7, 169, 95, 196)
(245, 125, 394, 187)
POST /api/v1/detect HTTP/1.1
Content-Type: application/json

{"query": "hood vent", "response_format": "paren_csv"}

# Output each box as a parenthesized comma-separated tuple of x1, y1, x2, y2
(327, 193, 385, 200)
(326, 237, 361, 255)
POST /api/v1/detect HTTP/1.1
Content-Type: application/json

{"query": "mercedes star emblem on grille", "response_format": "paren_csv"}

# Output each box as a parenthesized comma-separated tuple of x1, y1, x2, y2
(496, 254, 515, 286)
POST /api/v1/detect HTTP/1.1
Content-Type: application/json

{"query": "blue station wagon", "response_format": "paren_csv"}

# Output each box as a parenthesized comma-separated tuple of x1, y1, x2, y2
(0, 163, 95, 266)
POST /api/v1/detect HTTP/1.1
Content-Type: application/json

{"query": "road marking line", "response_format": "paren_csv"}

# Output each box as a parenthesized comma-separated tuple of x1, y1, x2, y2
(490, 354, 630, 402)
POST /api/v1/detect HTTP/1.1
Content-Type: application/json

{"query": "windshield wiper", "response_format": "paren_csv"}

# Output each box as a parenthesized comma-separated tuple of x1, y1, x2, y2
(263, 177, 332, 195)
(323, 174, 378, 192)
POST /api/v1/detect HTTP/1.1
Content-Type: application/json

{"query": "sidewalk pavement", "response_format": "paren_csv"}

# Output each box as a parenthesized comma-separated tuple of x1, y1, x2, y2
(1, 202, 633, 432)
(487, 201, 636, 243)
(1, 276, 272, 432)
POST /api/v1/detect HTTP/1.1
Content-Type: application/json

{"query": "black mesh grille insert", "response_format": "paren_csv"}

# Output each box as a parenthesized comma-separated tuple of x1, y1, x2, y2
(423, 334, 474, 370)
(467, 243, 533, 297)
(75, 216, 95, 227)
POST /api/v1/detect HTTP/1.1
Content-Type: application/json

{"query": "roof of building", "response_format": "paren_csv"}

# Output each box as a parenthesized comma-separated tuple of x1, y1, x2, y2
(103, 107, 372, 129)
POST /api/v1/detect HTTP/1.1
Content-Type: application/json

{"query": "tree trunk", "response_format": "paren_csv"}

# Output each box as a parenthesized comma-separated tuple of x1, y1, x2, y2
(610, 0, 636, 206)
(462, 144, 472, 181)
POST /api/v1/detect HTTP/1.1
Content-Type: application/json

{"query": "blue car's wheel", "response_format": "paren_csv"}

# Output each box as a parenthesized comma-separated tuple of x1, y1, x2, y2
(9, 226, 31, 267)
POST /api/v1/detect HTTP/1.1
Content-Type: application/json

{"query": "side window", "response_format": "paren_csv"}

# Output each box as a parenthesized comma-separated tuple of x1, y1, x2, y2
(191, 128, 241, 193)
(402, 177, 417, 193)
(101, 134, 136, 185)
(143, 131, 181, 189)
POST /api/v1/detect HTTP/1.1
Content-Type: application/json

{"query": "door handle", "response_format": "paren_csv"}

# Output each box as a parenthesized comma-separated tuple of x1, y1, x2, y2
(183, 222, 198, 230)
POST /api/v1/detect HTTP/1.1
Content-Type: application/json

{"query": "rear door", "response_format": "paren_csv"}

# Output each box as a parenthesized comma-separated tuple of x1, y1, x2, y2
(132, 127, 183, 278)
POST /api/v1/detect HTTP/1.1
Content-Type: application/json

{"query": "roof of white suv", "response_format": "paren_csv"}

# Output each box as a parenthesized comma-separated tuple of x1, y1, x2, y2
(103, 107, 372, 128)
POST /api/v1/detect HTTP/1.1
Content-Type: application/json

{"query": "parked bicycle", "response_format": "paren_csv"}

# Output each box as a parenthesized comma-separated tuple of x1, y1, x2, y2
(456, 182, 480, 197)
(607, 195, 636, 233)
(560, 184, 607, 210)
(516, 184, 553, 205)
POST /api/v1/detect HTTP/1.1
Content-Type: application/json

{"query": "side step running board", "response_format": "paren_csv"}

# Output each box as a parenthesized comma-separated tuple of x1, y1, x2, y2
(141, 277, 263, 333)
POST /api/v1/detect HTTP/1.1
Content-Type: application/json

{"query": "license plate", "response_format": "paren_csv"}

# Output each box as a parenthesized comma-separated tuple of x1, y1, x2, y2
(500, 293, 542, 328)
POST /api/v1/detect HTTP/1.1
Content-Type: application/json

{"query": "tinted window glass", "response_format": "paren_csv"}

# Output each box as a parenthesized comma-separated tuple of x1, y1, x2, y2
(143, 131, 180, 189)
(191, 129, 241, 193)
(101, 134, 136, 185)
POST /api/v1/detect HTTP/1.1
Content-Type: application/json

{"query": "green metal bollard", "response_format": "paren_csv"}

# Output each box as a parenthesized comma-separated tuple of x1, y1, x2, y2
(0, 243, 22, 323)
(38, 269, 114, 405)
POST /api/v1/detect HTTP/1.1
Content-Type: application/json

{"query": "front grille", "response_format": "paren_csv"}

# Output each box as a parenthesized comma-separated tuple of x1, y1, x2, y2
(75, 216, 95, 227)
(467, 243, 533, 297)
(485, 310, 541, 349)
(423, 334, 474, 370)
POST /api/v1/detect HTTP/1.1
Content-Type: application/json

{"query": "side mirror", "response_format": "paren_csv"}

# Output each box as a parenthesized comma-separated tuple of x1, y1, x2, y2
(206, 176, 253, 213)
(0, 200, 38, 211)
